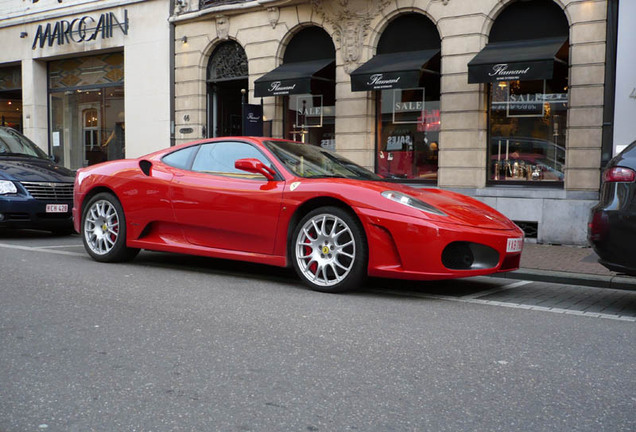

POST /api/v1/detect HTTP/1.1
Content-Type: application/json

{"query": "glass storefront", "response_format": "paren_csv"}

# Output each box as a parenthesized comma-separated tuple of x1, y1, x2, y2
(376, 85, 440, 180)
(488, 75, 568, 183)
(0, 66, 22, 131)
(349, 12, 441, 182)
(48, 53, 124, 170)
(285, 93, 335, 149)
(255, 26, 335, 148)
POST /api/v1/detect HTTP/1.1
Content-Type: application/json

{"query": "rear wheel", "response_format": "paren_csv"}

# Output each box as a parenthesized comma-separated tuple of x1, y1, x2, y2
(292, 206, 367, 293)
(82, 192, 139, 262)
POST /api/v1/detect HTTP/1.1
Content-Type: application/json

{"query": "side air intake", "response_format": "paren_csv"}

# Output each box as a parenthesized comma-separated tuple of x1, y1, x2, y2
(441, 241, 500, 270)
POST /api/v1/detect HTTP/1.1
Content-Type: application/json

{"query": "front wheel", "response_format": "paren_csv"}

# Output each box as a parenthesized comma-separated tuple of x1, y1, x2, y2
(292, 206, 367, 293)
(82, 192, 139, 262)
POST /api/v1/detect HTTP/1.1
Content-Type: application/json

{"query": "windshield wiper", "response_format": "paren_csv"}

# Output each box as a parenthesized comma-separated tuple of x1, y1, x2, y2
(305, 174, 345, 179)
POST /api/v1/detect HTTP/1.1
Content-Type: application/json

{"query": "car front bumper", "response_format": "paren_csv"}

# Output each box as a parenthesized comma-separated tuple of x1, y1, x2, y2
(0, 195, 73, 231)
(358, 207, 524, 280)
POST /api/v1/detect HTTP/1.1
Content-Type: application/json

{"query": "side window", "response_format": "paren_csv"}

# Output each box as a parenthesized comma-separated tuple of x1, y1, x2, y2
(162, 145, 198, 169)
(191, 141, 273, 178)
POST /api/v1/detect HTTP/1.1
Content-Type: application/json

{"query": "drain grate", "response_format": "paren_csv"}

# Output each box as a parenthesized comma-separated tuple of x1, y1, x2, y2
(514, 221, 538, 239)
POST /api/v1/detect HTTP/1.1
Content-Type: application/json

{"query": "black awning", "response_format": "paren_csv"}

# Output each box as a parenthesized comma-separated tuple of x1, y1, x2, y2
(468, 37, 567, 83)
(350, 49, 440, 92)
(254, 58, 334, 97)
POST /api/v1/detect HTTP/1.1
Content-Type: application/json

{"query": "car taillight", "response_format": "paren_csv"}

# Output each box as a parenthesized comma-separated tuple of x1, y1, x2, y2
(603, 167, 636, 183)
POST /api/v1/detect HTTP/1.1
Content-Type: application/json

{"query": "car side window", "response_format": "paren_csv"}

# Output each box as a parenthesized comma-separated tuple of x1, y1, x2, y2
(191, 142, 273, 179)
(162, 145, 198, 169)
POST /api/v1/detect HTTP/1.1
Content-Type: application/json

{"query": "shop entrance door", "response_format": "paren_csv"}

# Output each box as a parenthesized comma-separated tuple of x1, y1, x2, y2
(206, 41, 249, 138)
(207, 79, 247, 137)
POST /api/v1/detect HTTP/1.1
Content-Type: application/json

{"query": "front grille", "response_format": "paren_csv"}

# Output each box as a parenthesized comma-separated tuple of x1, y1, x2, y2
(20, 181, 74, 201)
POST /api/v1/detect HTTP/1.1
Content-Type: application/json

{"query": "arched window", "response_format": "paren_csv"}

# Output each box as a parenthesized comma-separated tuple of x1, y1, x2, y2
(255, 26, 336, 147)
(351, 13, 441, 181)
(469, 0, 569, 184)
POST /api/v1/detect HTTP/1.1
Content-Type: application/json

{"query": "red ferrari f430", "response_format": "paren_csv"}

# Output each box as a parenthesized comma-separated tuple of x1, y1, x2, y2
(74, 137, 523, 292)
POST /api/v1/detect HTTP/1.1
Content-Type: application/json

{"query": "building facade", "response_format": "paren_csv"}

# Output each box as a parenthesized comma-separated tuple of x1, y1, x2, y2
(2, 0, 627, 246)
(170, 0, 614, 245)
(0, 0, 172, 167)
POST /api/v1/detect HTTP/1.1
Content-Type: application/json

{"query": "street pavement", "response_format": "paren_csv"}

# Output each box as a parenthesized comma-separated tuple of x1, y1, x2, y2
(0, 231, 634, 432)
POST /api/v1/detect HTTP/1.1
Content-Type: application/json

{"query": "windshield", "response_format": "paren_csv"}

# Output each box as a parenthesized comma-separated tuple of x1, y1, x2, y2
(0, 128, 49, 159)
(264, 140, 382, 180)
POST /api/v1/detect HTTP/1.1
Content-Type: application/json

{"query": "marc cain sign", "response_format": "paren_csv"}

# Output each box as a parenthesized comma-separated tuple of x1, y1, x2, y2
(32, 9, 128, 50)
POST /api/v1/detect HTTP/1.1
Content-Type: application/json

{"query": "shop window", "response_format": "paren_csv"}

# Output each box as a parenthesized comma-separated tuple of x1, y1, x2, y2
(255, 26, 335, 148)
(351, 13, 441, 182)
(467, 0, 569, 186)
(488, 76, 567, 183)
(48, 53, 124, 170)
(376, 85, 440, 180)
(286, 93, 335, 149)
(0, 66, 22, 131)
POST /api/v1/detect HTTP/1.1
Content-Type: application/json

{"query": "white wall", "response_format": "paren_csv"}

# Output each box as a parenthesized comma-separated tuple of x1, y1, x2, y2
(124, 0, 172, 157)
(613, 0, 636, 154)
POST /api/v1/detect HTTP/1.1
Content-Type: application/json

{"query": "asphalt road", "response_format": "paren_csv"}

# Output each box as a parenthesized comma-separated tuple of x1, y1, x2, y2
(0, 231, 634, 432)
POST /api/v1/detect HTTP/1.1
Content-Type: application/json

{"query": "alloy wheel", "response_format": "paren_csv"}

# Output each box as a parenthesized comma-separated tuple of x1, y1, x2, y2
(84, 199, 120, 256)
(295, 213, 356, 287)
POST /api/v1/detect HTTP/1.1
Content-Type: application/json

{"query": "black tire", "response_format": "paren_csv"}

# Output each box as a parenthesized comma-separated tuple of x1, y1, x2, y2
(81, 192, 139, 262)
(291, 206, 367, 293)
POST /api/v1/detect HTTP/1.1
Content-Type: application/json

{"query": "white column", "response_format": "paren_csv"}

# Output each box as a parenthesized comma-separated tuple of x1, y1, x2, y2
(21, 59, 48, 152)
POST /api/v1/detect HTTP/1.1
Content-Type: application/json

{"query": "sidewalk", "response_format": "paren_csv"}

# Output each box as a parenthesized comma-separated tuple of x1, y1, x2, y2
(496, 242, 636, 290)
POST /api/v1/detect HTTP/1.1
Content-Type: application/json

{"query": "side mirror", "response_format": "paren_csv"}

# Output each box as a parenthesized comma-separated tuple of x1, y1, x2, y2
(235, 158, 276, 181)
(50, 154, 60, 163)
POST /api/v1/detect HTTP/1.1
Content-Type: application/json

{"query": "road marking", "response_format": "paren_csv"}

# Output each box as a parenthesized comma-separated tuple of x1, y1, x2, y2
(0, 242, 85, 257)
(460, 280, 532, 299)
(36, 244, 83, 249)
(370, 287, 636, 323)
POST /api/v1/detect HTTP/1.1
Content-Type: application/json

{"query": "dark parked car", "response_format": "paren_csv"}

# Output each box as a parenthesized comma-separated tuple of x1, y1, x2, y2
(588, 140, 636, 275)
(0, 127, 75, 234)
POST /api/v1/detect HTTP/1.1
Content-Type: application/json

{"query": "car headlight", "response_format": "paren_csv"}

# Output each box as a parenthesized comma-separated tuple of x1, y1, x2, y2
(0, 180, 17, 195)
(381, 190, 446, 216)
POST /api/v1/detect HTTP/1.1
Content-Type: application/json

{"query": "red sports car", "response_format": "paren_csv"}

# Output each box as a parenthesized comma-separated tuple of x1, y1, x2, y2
(73, 137, 523, 292)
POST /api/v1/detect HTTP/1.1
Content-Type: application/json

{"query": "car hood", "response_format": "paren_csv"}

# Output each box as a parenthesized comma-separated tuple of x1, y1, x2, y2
(0, 157, 75, 182)
(371, 181, 519, 231)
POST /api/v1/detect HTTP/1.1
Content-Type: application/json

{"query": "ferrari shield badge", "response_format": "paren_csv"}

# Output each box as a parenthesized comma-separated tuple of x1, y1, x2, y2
(290, 181, 301, 191)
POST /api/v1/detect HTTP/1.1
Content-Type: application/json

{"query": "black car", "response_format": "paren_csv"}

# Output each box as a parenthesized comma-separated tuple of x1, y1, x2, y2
(0, 127, 75, 234)
(588, 140, 636, 275)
